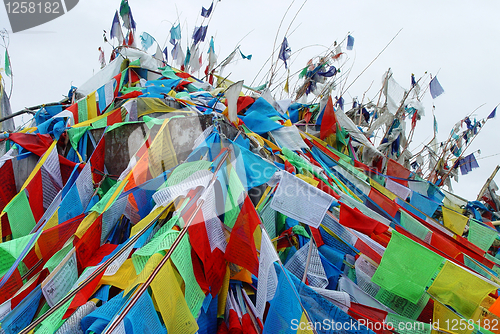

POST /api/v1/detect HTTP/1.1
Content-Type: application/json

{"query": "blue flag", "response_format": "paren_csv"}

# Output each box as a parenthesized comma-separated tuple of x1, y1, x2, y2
(140, 32, 155, 50)
(488, 107, 496, 119)
(170, 24, 181, 45)
(347, 34, 354, 50)
(185, 47, 191, 66)
(110, 11, 122, 41)
(208, 37, 215, 54)
(279, 37, 291, 69)
(163, 46, 168, 62)
(193, 26, 208, 44)
(429, 76, 444, 99)
(201, 2, 213, 17)
(239, 49, 252, 60)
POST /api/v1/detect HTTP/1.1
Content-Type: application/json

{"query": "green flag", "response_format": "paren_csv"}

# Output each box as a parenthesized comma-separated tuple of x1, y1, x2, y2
(4, 50, 11, 77)
(371, 231, 444, 304)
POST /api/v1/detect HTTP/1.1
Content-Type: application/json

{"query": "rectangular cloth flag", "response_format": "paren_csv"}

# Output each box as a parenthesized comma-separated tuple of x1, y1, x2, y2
(468, 219, 498, 251)
(427, 260, 497, 318)
(371, 230, 443, 304)
(429, 76, 444, 99)
(456, 153, 479, 175)
(193, 26, 208, 44)
(442, 206, 469, 235)
(346, 35, 354, 50)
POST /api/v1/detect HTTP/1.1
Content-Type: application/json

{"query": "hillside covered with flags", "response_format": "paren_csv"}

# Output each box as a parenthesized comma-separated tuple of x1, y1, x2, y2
(1, 1, 500, 334)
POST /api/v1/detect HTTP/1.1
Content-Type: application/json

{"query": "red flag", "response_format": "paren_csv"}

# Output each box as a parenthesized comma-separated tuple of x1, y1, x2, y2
(339, 202, 389, 236)
(228, 309, 243, 334)
(106, 108, 123, 126)
(74, 215, 103, 274)
(64, 270, 105, 319)
(0, 160, 17, 212)
(348, 303, 390, 334)
(320, 96, 337, 140)
(66, 103, 79, 123)
(25, 169, 44, 222)
(8, 133, 53, 156)
(241, 313, 258, 334)
(90, 135, 105, 183)
(368, 187, 399, 217)
(386, 159, 411, 187)
(225, 196, 260, 276)
(38, 214, 85, 261)
(127, 30, 134, 46)
(0, 269, 23, 304)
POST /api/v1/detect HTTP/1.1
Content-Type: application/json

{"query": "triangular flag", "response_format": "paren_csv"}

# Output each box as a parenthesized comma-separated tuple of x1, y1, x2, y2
(488, 107, 496, 119)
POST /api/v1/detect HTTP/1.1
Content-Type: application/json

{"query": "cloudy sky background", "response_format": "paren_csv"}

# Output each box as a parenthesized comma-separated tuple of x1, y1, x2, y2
(1, 0, 500, 200)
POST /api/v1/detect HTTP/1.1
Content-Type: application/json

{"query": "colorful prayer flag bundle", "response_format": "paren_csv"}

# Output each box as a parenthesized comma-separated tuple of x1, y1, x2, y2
(2, 4, 500, 334)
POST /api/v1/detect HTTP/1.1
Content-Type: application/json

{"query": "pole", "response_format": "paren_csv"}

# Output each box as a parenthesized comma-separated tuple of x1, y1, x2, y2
(477, 165, 500, 201)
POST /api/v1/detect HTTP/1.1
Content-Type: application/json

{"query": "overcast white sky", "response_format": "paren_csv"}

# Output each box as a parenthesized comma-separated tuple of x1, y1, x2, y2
(1, 0, 500, 200)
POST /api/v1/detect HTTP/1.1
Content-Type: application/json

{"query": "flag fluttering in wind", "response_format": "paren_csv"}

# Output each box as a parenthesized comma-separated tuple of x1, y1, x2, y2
(207, 37, 217, 72)
(279, 37, 291, 69)
(110, 11, 123, 45)
(239, 48, 252, 60)
(170, 24, 181, 45)
(201, 2, 213, 17)
(429, 76, 444, 99)
(193, 26, 208, 45)
(140, 32, 155, 51)
(119, 0, 136, 30)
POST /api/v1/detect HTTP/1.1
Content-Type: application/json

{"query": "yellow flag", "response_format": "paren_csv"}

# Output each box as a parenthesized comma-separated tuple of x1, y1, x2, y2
(296, 174, 319, 187)
(218, 265, 230, 317)
(151, 259, 199, 334)
(428, 261, 497, 319)
(284, 72, 289, 93)
(296, 312, 315, 334)
(432, 300, 474, 334)
(74, 211, 99, 239)
(442, 206, 469, 235)
(87, 92, 98, 120)
(100, 258, 138, 291)
(124, 252, 164, 295)
(147, 119, 178, 178)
